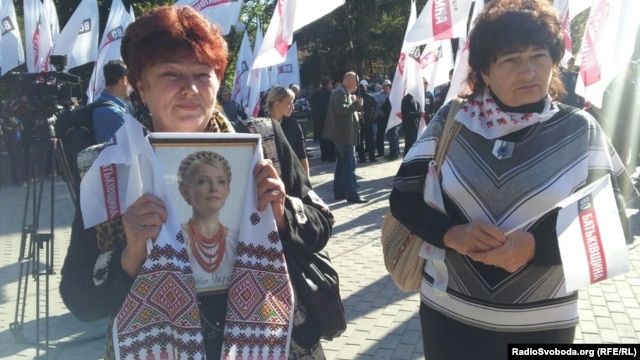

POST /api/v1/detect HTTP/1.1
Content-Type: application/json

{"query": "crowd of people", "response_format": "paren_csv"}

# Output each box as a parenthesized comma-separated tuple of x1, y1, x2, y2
(0, 97, 29, 188)
(0, 0, 628, 359)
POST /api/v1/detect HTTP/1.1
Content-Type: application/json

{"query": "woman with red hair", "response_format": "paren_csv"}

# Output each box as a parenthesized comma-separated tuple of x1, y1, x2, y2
(60, 6, 333, 359)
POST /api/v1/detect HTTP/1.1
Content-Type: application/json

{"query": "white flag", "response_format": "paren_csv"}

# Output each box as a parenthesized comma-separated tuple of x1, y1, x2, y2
(445, 0, 484, 104)
(246, 21, 265, 117)
(267, 64, 279, 88)
(386, 0, 424, 133)
(175, 0, 243, 35)
(231, 31, 252, 108)
(276, 41, 301, 90)
(52, 0, 99, 70)
(1, 0, 26, 75)
(253, 0, 344, 69)
(86, 0, 132, 102)
(575, 0, 638, 109)
(556, 176, 630, 292)
(42, 0, 59, 42)
(404, 0, 474, 47)
(259, 62, 271, 93)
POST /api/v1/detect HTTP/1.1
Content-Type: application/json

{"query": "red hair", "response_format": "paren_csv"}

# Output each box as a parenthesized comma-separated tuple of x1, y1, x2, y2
(121, 5, 228, 90)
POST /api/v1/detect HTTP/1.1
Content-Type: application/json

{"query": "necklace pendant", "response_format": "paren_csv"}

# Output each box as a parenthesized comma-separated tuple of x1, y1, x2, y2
(492, 140, 514, 160)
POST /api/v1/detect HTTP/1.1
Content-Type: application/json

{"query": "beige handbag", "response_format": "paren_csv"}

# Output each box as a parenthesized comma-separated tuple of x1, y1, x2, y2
(381, 98, 463, 292)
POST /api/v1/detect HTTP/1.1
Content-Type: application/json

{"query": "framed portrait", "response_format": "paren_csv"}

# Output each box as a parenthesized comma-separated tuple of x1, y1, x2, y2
(148, 132, 260, 295)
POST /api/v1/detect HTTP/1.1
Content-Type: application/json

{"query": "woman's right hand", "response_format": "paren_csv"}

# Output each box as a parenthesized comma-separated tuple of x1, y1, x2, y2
(121, 194, 167, 277)
(443, 220, 506, 255)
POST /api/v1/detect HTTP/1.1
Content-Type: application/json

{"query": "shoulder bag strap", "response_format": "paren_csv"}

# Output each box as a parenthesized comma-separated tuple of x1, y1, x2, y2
(435, 97, 464, 177)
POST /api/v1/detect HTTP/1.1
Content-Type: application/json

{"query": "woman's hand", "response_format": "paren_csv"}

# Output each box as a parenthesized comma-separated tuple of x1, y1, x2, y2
(443, 220, 506, 255)
(121, 194, 167, 277)
(254, 159, 287, 230)
(468, 230, 535, 273)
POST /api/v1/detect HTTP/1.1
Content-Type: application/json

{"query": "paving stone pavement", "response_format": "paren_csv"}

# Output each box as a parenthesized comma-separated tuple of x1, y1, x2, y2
(1, 139, 640, 360)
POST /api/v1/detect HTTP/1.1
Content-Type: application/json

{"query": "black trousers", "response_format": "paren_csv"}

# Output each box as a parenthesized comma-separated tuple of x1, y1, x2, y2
(375, 115, 387, 156)
(420, 302, 576, 360)
(357, 122, 376, 161)
(319, 138, 335, 161)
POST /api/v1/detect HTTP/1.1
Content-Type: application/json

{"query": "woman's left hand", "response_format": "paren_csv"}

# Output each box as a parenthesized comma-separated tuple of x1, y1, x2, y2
(467, 230, 535, 273)
(254, 159, 286, 230)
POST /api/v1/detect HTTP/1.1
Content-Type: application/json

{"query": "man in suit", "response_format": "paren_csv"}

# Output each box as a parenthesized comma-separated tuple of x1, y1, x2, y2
(323, 72, 367, 203)
(433, 69, 454, 112)
(356, 80, 378, 163)
(310, 78, 335, 161)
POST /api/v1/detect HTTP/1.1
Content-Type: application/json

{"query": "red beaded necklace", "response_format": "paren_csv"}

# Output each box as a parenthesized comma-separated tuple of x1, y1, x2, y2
(187, 220, 227, 273)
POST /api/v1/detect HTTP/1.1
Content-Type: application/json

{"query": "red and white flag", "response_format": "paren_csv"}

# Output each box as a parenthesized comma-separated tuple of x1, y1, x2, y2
(556, 175, 630, 292)
(52, 0, 99, 70)
(575, 0, 638, 108)
(404, 0, 474, 47)
(552, 0, 591, 66)
(1, 0, 25, 75)
(86, 0, 133, 102)
(421, 40, 454, 94)
(553, 0, 574, 66)
(386, 0, 425, 133)
(37, 1, 55, 72)
(24, 0, 53, 73)
(24, 0, 43, 72)
(231, 31, 253, 108)
(174, 0, 243, 35)
(253, 0, 344, 69)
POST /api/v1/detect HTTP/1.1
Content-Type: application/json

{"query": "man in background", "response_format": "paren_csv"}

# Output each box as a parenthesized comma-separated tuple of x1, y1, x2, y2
(424, 79, 435, 123)
(433, 69, 453, 112)
(92, 60, 130, 143)
(356, 80, 378, 163)
(323, 72, 367, 203)
(401, 93, 422, 157)
(375, 80, 392, 158)
(560, 57, 585, 109)
(310, 78, 335, 161)
(219, 86, 247, 127)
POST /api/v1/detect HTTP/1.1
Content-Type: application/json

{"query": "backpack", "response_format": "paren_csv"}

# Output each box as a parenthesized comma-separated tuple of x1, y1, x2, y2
(54, 100, 115, 186)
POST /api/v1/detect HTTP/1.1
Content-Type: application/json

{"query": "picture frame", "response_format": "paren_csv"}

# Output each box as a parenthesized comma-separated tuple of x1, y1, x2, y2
(148, 132, 260, 295)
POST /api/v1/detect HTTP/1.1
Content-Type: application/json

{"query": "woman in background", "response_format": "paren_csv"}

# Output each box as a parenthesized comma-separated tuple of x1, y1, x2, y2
(265, 86, 310, 176)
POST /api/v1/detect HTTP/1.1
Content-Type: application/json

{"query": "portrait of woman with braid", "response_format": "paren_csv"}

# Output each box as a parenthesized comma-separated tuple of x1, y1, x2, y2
(177, 150, 239, 293)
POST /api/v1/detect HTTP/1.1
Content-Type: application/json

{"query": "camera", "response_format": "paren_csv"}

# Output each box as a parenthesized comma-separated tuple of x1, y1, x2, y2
(1, 55, 83, 139)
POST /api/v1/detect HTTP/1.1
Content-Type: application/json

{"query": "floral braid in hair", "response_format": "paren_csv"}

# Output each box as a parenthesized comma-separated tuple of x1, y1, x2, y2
(176, 151, 233, 204)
